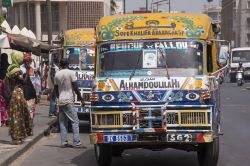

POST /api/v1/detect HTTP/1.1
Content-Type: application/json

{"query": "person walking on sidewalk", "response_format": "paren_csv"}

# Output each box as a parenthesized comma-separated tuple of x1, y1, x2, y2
(0, 53, 10, 127)
(21, 55, 37, 125)
(7, 67, 33, 145)
(47, 61, 59, 117)
(54, 58, 85, 147)
(0, 79, 9, 127)
(6, 51, 33, 145)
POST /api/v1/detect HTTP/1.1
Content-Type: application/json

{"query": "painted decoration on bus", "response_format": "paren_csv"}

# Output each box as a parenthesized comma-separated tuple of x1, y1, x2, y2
(76, 71, 94, 80)
(97, 13, 210, 41)
(64, 28, 95, 46)
(66, 47, 95, 70)
(100, 41, 189, 53)
(97, 77, 208, 92)
(99, 90, 202, 103)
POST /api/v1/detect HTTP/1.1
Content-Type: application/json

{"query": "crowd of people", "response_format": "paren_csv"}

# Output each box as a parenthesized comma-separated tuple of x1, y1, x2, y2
(0, 51, 49, 144)
(1, 52, 84, 147)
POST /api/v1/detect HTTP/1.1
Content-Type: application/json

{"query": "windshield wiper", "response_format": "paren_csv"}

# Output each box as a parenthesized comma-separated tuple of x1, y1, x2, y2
(158, 48, 170, 80)
(129, 50, 143, 80)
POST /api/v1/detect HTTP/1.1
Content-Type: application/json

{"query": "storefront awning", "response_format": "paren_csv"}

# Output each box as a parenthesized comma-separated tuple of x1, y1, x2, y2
(7, 33, 58, 56)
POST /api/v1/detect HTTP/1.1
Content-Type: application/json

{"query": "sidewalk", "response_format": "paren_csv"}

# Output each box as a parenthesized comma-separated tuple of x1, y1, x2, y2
(0, 97, 57, 166)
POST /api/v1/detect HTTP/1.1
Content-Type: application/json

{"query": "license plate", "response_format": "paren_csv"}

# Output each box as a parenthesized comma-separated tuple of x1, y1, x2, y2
(104, 135, 133, 143)
(75, 107, 89, 113)
(167, 134, 192, 142)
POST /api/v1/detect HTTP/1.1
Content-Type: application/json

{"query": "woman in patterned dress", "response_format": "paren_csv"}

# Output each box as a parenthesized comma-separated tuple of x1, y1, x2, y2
(6, 51, 33, 145)
(8, 68, 33, 144)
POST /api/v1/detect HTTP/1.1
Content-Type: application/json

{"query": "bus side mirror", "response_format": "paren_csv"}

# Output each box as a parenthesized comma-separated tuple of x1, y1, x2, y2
(212, 23, 221, 35)
(219, 45, 229, 67)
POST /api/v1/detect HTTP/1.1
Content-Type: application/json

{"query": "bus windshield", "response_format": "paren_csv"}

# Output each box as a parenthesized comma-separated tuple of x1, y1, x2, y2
(232, 50, 250, 63)
(65, 46, 95, 70)
(98, 40, 203, 77)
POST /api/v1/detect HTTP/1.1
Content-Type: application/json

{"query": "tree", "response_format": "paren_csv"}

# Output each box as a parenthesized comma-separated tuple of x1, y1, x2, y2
(110, 0, 117, 15)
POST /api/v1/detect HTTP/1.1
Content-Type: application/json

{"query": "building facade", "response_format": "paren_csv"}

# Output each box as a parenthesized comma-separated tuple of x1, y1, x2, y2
(6, 0, 109, 41)
(203, 2, 222, 39)
(114, 0, 123, 15)
(232, 0, 250, 47)
(221, 0, 234, 46)
(204, 6, 221, 24)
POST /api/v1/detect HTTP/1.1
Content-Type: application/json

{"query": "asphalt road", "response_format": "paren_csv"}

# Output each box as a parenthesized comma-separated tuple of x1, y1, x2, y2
(10, 82, 250, 166)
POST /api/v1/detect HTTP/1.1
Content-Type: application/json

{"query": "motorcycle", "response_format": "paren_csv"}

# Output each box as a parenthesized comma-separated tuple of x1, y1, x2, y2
(236, 70, 244, 86)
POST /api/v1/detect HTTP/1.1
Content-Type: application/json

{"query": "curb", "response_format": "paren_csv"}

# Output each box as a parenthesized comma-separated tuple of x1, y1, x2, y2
(0, 119, 57, 166)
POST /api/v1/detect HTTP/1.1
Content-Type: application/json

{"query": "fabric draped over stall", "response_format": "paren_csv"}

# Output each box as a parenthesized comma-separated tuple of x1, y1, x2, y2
(6, 34, 57, 56)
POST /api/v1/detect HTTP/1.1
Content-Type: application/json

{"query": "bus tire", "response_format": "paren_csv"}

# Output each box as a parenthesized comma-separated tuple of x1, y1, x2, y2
(197, 137, 219, 166)
(94, 144, 112, 166)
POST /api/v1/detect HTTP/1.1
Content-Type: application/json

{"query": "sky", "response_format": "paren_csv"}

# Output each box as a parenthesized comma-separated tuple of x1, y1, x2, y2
(126, 0, 220, 13)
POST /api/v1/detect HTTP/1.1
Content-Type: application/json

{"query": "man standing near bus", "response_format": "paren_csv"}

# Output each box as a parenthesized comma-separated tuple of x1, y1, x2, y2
(47, 59, 59, 118)
(54, 58, 85, 147)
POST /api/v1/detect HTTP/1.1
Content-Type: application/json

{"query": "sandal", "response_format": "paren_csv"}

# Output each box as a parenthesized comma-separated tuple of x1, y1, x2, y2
(11, 140, 24, 145)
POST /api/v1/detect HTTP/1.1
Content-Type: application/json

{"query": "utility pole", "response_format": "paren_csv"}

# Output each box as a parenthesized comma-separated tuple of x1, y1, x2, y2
(123, 0, 126, 14)
(47, 0, 52, 45)
(27, 0, 30, 29)
(146, 0, 148, 11)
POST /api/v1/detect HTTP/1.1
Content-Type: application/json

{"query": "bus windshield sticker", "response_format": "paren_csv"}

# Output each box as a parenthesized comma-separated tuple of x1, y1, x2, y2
(143, 50, 157, 68)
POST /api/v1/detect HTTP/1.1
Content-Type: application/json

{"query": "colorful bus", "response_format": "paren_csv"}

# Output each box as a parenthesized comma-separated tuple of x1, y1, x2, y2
(90, 13, 223, 166)
(64, 28, 95, 120)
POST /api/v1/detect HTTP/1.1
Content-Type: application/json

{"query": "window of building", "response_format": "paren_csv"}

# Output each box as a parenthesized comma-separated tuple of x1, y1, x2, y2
(248, 1, 250, 9)
(41, 2, 60, 33)
(247, 18, 250, 26)
(17, 3, 36, 32)
(52, 3, 59, 32)
(67, 1, 104, 29)
(29, 4, 36, 33)
(247, 33, 250, 43)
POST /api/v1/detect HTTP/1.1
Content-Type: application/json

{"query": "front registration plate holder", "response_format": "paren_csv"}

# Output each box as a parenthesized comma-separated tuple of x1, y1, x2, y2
(167, 134, 192, 142)
(104, 134, 134, 143)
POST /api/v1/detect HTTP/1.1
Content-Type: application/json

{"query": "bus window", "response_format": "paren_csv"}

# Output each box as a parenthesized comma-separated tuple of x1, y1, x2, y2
(207, 44, 213, 72)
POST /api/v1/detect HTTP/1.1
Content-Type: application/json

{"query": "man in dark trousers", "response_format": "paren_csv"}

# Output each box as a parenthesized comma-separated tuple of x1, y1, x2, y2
(47, 59, 59, 117)
(54, 58, 85, 147)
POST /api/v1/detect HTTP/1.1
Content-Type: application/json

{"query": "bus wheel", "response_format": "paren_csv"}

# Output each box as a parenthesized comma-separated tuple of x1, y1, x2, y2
(197, 137, 219, 166)
(94, 144, 112, 166)
(112, 146, 124, 157)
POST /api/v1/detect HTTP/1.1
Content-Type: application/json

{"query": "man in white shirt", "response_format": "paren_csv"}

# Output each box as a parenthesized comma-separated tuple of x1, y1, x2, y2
(54, 58, 84, 147)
